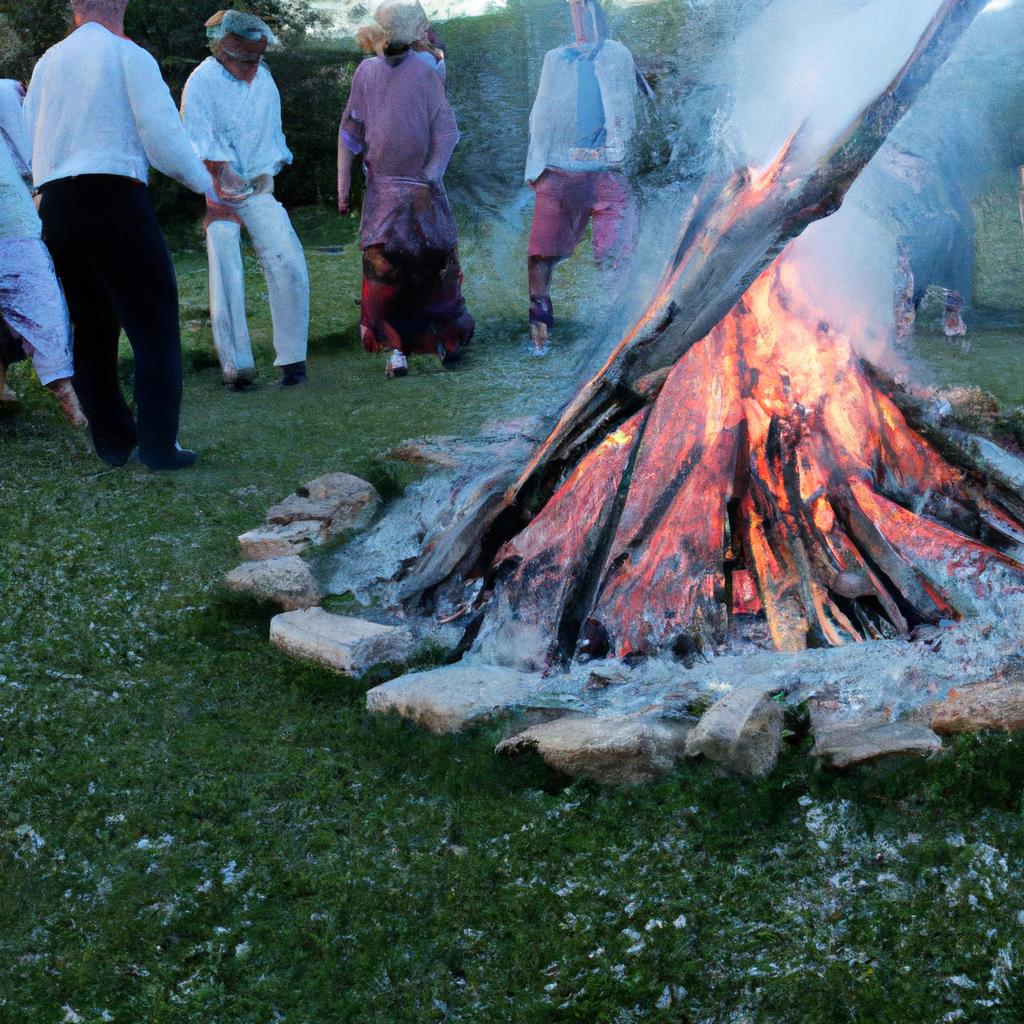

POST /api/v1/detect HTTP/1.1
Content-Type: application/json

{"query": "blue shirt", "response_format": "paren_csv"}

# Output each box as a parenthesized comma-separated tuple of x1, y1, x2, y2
(569, 45, 607, 150)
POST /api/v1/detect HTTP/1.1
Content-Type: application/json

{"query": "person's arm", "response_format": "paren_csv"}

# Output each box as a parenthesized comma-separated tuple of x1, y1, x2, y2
(124, 46, 213, 194)
(600, 44, 637, 167)
(338, 66, 365, 214)
(267, 75, 293, 172)
(337, 139, 356, 214)
(21, 63, 42, 173)
(525, 51, 557, 185)
(424, 74, 459, 183)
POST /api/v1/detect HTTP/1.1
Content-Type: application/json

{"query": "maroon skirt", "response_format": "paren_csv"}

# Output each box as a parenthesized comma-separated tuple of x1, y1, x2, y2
(360, 244, 474, 359)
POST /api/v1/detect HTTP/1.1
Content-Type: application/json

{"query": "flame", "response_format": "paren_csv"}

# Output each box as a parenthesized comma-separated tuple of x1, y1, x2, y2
(490, 249, 1024, 660)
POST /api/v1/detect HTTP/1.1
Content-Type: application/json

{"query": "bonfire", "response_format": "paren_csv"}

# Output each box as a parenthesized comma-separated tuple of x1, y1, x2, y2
(301, 0, 1024, 779)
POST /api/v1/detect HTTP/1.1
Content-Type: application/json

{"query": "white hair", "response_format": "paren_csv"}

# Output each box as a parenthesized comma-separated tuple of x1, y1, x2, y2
(373, 0, 429, 50)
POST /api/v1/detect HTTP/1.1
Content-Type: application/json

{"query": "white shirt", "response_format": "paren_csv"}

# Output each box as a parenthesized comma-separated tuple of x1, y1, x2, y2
(525, 39, 637, 184)
(181, 57, 292, 183)
(24, 23, 212, 194)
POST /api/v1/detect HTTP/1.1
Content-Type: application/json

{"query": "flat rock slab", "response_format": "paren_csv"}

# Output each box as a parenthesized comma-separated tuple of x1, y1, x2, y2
(684, 685, 783, 778)
(268, 474, 381, 534)
(929, 677, 1024, 734)
(366, 664, 546, 733)
(811, 719, 943, 769)
(271, 608, 415, 675)
(239, 520, 326, 560)
(497, 715, 692, 785)
(300, 472, 379, 504)
(224, 556, 322, 611)
(266, 494, 349, 525)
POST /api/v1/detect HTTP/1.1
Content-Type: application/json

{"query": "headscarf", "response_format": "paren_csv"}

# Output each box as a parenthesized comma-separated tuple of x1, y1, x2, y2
(205, 10, 279, 48)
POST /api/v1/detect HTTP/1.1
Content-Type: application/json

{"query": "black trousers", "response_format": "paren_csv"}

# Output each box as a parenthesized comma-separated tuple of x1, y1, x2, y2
(39, 175, 183, 463)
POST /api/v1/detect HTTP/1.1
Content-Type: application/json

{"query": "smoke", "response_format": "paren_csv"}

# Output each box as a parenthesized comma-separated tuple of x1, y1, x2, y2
(435, 0, 1021, 385)
(774, 0, 1024, 365)
(725, 0, 941, 169)
(616, 0, 1024, 369)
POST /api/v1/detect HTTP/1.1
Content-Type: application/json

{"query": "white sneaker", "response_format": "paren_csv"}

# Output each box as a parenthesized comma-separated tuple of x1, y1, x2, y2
(385, 351, 409, 378)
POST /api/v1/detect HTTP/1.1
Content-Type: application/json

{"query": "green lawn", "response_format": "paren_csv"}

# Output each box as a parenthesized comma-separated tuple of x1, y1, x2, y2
(3, 207, 1024, 1023)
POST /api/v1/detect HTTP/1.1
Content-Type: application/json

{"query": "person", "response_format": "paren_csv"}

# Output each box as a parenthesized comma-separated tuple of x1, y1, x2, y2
(524, 0, 639, 356)
(0, 79, 31, 173)
(338, 0, 474, 379)
(358, 19, 445, 80)
(412, 26, 447, 83)
(355, 22, 387, 57)
(181, 10, 310, 390)
(0, 78, 84, 424)
(24, 0, 216, 470)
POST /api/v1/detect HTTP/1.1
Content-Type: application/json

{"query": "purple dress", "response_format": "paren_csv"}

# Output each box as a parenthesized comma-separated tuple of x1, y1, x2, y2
(340, 53, 473, 359)
(341, 53, 459, 257)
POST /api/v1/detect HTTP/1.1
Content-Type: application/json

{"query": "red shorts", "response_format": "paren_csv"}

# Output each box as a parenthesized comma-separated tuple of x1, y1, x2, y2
(527, 168, 638, 266)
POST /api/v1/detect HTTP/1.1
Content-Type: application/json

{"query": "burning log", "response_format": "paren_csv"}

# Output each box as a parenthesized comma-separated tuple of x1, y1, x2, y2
(474, 262, 1024, 669)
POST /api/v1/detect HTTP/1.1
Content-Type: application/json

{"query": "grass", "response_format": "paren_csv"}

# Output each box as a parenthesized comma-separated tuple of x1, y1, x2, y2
(4, 205, 1024, 1023)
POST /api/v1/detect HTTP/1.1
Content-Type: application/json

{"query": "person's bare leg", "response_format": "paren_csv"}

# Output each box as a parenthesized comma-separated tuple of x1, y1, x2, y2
(45, 378, 87, 427)
(528, 255, 556, 356)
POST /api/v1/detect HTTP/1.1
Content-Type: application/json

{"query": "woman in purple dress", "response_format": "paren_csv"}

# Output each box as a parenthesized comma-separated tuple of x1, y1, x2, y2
(338, 0, 473, 378)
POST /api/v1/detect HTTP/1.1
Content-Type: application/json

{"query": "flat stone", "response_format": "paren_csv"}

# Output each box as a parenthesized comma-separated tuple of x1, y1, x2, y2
(811, 719, 943, 769)
(497, 715, 691, 785)
(223, 556, 322, 611)
(929, 678, 1024, 734)
(238, 520, 326, 560)
(300, 472, 378, 503)
(266, 493, 349, 526)
(301, 473, 381, 533)
(684, 685, 783, 778)
(366, 664, 544, 733)
(271, 608, 415, 675)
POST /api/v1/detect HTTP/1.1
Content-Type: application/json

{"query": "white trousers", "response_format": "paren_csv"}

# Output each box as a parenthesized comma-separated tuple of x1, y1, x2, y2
(206, 193, 309, 375)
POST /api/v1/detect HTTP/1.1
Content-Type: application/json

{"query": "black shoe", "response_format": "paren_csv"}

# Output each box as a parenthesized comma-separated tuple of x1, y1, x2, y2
(141, 443, 198, 472)
(274, 361, 308, 387)
(225, 368, 259, 391)
(97, 444, 137, 467)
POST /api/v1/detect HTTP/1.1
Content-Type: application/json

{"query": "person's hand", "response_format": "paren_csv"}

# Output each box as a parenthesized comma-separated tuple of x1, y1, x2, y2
(338, 183, 351, 215)
(216, 166, 250, 200)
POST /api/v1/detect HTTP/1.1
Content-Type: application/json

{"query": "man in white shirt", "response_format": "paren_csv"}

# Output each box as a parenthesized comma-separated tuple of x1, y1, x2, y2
(181, 10, 309, 389)
(525, 0, 639, 357)
(0, 79, 83, 424)
(24, 0, 215, 470)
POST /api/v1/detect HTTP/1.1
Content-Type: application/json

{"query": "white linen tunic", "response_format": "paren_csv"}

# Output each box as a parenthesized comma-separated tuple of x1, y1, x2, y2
(525, 40, 637, 185)
(180, 58, 306, 376)
(0, 142, 73, 385)
(181, 58, 292, 182)
(0, 119, 40, 241)
(24, 23, 211, 193)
